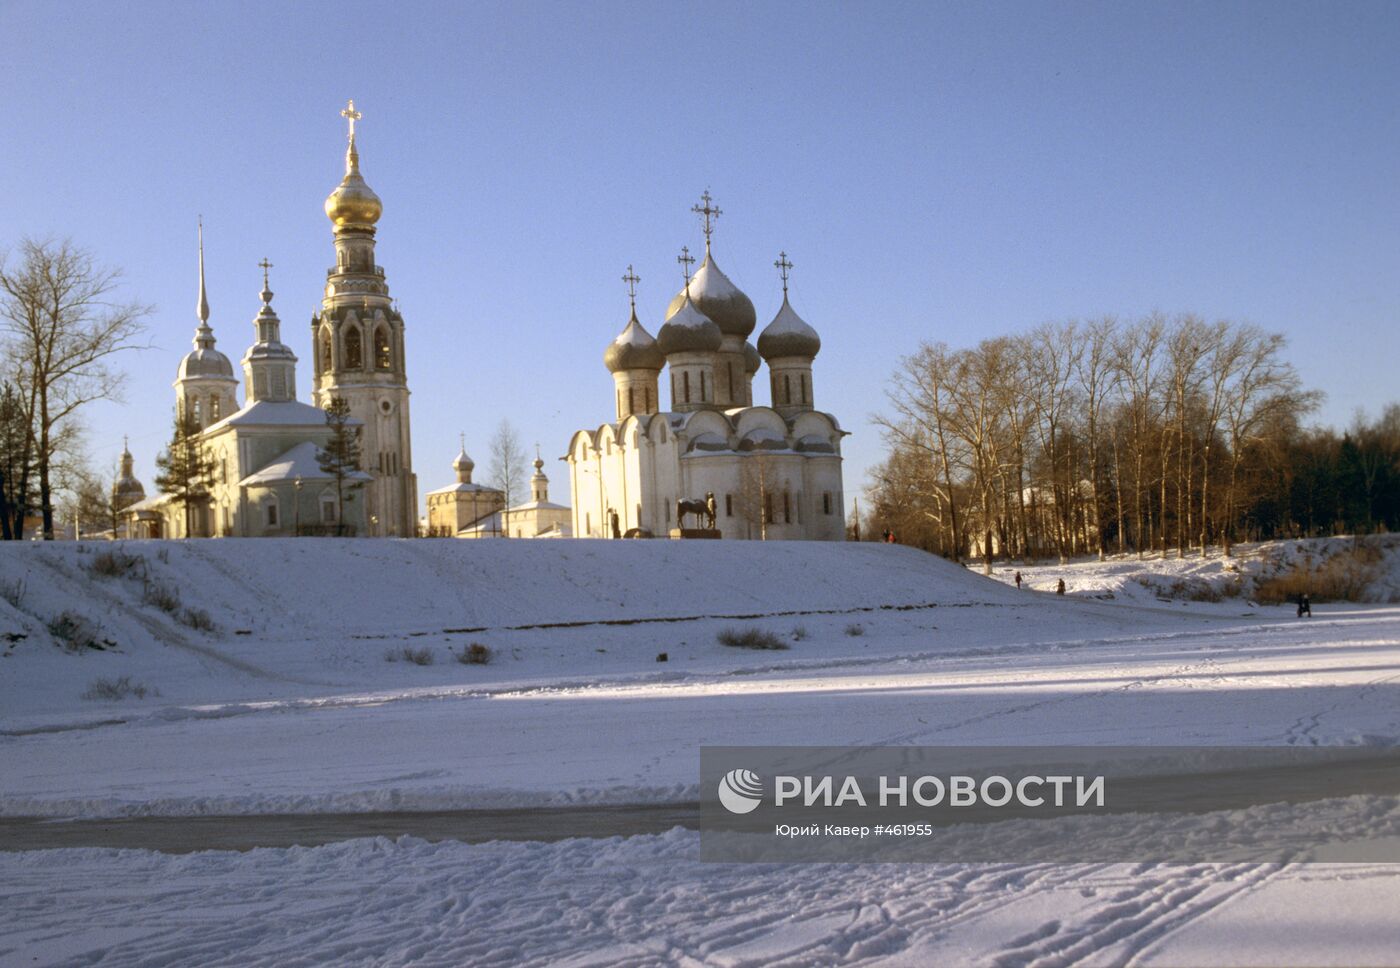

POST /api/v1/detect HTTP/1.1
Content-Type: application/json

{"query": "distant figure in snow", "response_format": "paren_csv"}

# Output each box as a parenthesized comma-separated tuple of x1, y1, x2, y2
(886, 531, 897, 544)
(609, 508, 621, 540)
(1056, 578, 1066, 596)
(1014, 571, 1023, 590)
(881, 528, 891, 543)
(1297, 593, 1311, 618)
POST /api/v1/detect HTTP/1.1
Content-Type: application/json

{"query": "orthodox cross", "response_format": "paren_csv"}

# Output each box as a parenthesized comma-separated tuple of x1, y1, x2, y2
(459, 432, 466, 451)
(341, 99, 362, 140)
(258, 258, 273, 290)
(774, 251, 793, 296)
(677, 246, 696, 287)
(692, 190, 721, 250)
(622, 264, 640, 311)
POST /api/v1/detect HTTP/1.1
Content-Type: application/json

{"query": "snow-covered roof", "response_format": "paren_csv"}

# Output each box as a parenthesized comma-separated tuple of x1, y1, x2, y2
(426, 481, 499, 497)
(122, 493, 172, 514)
(239, 441, 373, 488)
(205, 399, 356, 433)
(507, 499, 570, 512)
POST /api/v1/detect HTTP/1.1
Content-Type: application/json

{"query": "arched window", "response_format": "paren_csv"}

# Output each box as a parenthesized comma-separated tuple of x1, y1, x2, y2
(783, 374, 792, 405)
(801, 374, 808, 404)
(320, 330, 332, 373)
(345, 327, 363, 369)
(209, 395, 220, 421)
(192, 397, 202, 426)
(683, 371, 691, 404)
(375, 326, 391, 370)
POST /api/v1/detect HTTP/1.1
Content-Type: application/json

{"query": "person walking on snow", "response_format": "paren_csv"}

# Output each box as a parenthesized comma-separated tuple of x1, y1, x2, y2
(1014, 571, 1023, 589)
(1297, 593, 1311, 618)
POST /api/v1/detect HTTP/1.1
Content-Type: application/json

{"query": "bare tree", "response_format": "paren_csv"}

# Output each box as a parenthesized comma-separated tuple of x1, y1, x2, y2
(0, 238, 150, 539)
(486, 419, 527, 521)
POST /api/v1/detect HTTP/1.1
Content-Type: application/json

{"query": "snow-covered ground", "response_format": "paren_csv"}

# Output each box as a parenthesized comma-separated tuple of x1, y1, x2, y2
(3, 538, 1400, 965)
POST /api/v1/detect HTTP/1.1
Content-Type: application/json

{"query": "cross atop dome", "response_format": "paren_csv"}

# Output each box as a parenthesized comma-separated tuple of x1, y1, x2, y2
(774, 251, 793, 295)
(692, 190, 721, 251)
(622, 264, 640, 310)
(341, 99, 361, 141)
(258, 258, 273, 292)
(677, 246, 696, 288)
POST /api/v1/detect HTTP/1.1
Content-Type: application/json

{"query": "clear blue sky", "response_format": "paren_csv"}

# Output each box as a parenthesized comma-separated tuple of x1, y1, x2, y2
(3, 0, 1398, 514)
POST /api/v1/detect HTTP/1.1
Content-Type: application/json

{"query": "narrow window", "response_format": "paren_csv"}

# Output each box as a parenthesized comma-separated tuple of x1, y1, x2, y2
(823, 492, 832, 515)
(192, 397, 202, 426)
(210, 396, 221, 421)
(728, 362, 735, 402)
(801, 374, 808, 404)
(784, 374, 791, 405)
(783, 491, 791, 524)
(266, 501, 279, 527)
(345, 327, 363, 369)
(375, 326, 392, 370)
(764, 492, 773, 524)
(683, 371, 691, 404)
(725, 494, 733, 517)
(320, 331, 332, 372)
(701, 372, 707, 401)
(321, 497, 337, 523)
(586, 512, 591, 535)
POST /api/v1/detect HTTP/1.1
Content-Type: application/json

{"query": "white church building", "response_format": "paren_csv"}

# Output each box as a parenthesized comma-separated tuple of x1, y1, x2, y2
(122, 101, 416, 538)
(566, 196, 846, 541)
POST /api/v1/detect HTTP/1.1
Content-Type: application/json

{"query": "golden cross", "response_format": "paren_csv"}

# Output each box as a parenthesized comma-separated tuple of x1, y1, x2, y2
(677, 246, 696, 287)
(692, 190, 721, 249)
(774, 251, 793, 295)
(459, 432, 465, 451)
(622, 264, 640, 309)
(341, 99, 362, 140)
(258, 258, 273, 290)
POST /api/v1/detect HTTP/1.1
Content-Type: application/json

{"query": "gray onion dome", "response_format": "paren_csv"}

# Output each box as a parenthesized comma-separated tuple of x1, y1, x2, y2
(743, 341, 761, 374)
(657, 293, 722, 355)
(604, 309, 665, 372)
(757, 295, 821, 361)
(177, 341, 235, 379)
(665, 252, 755, 338)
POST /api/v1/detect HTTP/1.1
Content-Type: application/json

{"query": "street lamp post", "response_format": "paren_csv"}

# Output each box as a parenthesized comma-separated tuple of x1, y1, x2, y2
(294, 476, 303, 536)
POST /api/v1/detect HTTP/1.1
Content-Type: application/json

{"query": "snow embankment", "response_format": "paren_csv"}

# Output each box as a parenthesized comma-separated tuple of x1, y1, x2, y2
(1003, 534, 1400, 606)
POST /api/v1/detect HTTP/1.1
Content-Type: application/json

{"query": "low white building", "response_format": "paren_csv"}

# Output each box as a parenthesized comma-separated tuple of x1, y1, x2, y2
(566, 198, 845, 541)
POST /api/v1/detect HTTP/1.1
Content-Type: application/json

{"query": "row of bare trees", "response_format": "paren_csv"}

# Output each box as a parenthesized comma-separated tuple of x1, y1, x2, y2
(0, 238, 149, 539)
(871, 314, 1320, 571)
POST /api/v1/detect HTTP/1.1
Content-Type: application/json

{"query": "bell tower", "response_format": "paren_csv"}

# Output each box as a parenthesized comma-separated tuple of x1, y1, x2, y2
(311, 100, 417, 536)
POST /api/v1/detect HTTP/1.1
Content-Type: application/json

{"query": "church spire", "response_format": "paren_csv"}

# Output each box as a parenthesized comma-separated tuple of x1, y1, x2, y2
(197, 218, 210, 324)
(193, 219, 217, 351)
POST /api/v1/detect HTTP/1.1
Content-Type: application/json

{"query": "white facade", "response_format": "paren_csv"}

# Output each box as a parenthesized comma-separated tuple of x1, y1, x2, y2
(567, 210, 845, 541)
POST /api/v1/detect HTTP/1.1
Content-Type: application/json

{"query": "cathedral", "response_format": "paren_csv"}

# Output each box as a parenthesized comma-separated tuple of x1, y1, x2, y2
(121, 102, 417, 538)
(566, 196, 846, 541)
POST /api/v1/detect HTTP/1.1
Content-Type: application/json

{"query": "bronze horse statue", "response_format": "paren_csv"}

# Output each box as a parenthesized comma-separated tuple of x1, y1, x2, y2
(677, 491, 717, 530)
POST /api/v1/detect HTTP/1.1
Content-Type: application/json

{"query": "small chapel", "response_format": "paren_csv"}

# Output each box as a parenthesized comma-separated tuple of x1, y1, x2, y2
(566, 195, 846, 541)
(121, 102, 417, 538)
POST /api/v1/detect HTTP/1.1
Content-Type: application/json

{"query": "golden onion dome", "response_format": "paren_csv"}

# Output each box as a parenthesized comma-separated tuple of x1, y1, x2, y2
(325, 136, 382, 227)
